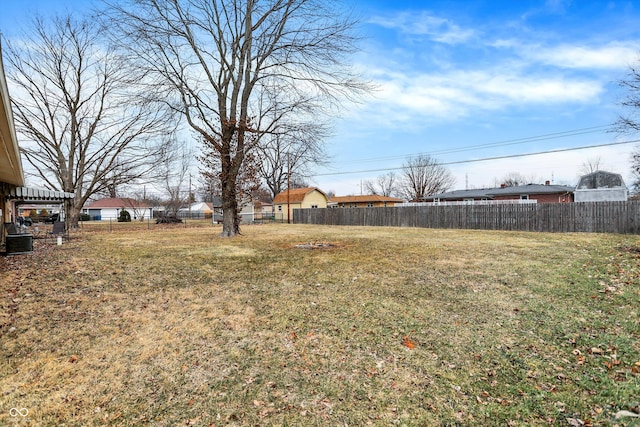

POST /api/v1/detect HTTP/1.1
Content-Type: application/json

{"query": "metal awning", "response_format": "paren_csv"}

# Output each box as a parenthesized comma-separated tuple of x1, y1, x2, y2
(7, 186, 75, 202)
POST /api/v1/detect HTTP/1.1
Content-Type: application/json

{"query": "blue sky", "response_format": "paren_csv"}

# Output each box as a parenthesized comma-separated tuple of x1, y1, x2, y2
(2, 0, 640, 195)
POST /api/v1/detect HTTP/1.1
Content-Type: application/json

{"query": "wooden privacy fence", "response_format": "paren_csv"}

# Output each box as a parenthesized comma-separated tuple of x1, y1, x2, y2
(293, 201, 640, 234)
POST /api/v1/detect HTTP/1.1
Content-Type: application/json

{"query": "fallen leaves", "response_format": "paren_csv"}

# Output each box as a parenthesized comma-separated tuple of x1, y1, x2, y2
(565, 417, 585, 427)
(402, 336, 416, 349)
(589, 347, 604, 355)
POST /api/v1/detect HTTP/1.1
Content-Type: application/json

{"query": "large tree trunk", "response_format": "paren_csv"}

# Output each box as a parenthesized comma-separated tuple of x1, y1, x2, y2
(219, 124, 244, 237)
(65, 199, 81, 229)
(220, 179, 240, 237)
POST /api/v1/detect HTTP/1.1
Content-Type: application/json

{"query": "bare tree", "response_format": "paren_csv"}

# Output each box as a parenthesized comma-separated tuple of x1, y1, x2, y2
(257, 131, 326, 199)
(495, 172, 536, 187)
(5, 15, 174, 227)
(103, 0, 368, 237)
(398, 155, 455, 202)
(578, 157, 604, 176)
(616, 61, 640, 134)
(631, 149, 640, 193)
(616, 63, 640, 192)
(364, 172, 397, 197)
(159, 141, 194, 218)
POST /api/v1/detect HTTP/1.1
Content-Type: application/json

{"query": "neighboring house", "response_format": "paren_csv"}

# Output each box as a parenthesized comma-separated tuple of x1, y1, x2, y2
(424, 182, 575, 204)
(272, 187, 328, 222)
(179, 197, 269, 223)
(83, 197, 153, 221)
(238, 198, 256, 223)
(178, 202, 214, 219)
(18, 203, 61, 218)
(574, 170, 628, 202)
(258, 201, 273, 219)
(328, 194, 404, 208)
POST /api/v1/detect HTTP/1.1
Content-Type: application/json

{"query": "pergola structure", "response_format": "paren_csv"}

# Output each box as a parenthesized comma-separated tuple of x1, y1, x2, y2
(0, 44, 74, 245)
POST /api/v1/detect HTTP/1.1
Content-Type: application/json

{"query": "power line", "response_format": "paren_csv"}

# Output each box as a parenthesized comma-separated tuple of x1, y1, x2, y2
(333, 124, 614, 166)
(313, 139, 639, 177)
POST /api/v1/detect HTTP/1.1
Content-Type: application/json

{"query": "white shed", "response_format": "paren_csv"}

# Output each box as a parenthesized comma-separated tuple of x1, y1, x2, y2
(574, 171, 628, 202)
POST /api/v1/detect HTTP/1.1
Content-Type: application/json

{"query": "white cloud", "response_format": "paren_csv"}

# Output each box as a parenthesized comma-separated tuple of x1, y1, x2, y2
(527, 43, 639, 69)
(369, 11, 475, 44)
(346, 68, 603, 127)
(490, 40, 639, 70)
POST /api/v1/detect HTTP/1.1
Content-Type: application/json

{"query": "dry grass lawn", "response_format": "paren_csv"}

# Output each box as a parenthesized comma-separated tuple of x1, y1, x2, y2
(1, 223, 639, 426)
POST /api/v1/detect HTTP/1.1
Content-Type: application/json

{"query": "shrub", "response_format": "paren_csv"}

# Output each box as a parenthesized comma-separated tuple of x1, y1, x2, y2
(38, 208, 49, 222)
(118, 209, 131, 222)
(79, 213, 91, 221)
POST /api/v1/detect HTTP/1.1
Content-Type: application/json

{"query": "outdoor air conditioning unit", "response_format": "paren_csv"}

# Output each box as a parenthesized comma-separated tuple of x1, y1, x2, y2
(5, 234, 33, 255)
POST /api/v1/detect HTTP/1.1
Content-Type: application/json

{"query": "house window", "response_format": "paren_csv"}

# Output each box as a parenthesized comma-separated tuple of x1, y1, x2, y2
(520, 195, 529, 200)
(278, 205, 282, 211)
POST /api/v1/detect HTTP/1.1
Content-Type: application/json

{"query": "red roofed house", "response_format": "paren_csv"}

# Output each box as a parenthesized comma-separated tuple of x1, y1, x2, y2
(83, 197, 153, 221)
(272, 187, 328, 222)
(328, 194, 404, 208)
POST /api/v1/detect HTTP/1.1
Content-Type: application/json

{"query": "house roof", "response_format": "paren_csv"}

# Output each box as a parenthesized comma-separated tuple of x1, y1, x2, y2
(427, 183, 575, 200)
(179, 202, 213, 212)
(487, 184, 575, 197)
(85, 197, 152, 209)
(329, 194, 403, 204)
(425, 188, 492, 200)
(273, 187, 327, 204)
(0, 44, 24, 187)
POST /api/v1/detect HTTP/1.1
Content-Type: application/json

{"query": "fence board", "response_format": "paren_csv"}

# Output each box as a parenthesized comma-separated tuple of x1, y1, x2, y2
(293, 201, 640, 234)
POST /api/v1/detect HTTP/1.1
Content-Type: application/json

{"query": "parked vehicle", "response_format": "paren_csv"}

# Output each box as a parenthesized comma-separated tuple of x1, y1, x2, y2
(44, 213, 59, 223)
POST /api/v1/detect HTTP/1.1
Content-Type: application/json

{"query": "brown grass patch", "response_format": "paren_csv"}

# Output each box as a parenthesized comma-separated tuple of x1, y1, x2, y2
(1, 224, 639, 426)
(293, 242, 341, 249)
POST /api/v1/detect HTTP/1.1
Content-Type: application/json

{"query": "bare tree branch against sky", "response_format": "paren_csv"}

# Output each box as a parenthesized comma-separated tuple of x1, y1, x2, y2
(4, 14, 174, 227)
(100, 0, 369, 236)
(2, 0, 640, 196)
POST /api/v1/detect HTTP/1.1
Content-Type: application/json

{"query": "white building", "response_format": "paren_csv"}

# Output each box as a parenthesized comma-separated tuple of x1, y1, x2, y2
(574, 171, 628, 202)
(83, 197, 153, 221)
